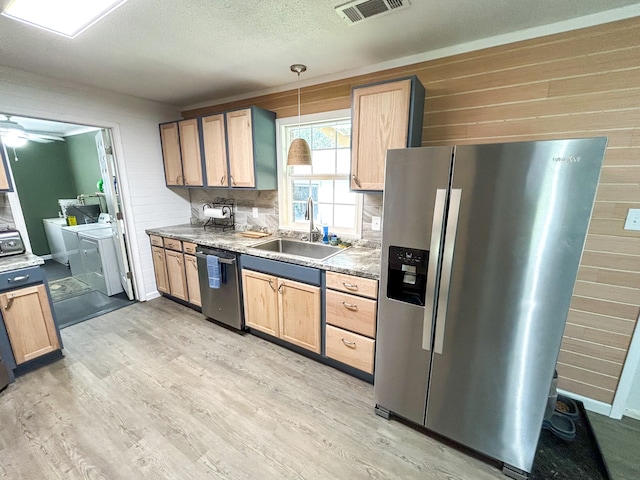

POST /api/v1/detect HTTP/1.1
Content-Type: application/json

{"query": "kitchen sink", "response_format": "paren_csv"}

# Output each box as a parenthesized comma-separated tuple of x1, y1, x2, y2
(250, 238, 346, 261)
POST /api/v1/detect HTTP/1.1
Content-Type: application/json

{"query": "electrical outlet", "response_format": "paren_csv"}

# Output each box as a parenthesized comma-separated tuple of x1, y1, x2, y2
(371, 216, 381, 231)
(252, 207, 259, 219)
(624, 208, 640, 231)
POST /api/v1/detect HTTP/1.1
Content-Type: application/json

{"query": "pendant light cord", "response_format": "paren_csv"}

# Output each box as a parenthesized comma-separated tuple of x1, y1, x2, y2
(297, 72, 301, 135)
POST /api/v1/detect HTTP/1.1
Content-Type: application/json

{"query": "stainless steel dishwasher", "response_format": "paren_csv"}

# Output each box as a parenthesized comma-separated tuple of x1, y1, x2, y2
(196, 246, 243, 330)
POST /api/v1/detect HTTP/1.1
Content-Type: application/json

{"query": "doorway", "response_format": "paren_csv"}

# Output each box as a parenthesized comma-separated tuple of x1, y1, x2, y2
(0, 114, 136, 328)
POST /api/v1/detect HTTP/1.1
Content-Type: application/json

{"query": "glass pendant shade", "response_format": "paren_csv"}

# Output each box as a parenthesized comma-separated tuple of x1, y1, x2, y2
(287, 138, 312, 166)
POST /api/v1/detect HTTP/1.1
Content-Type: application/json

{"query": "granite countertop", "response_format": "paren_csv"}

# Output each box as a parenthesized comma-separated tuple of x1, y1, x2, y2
(0, 252, 44, 274)
(146, 224, 382, 280)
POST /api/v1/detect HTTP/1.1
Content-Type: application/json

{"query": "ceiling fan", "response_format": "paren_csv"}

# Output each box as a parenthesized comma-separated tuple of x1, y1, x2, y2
(0, 115, 65, 147)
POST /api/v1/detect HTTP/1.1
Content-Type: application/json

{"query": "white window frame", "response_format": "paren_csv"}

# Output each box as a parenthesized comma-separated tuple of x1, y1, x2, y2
(276, 109, 363, 238)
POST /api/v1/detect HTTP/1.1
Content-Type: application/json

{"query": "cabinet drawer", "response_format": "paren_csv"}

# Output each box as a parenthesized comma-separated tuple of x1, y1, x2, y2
(326, 289, 376, 338)
(163, 238, 183, 252)
(183, 242, 197, 254)
(326, 271, 378, 299)
(326, 325, 375, 374)
(149, 235, 163, 247)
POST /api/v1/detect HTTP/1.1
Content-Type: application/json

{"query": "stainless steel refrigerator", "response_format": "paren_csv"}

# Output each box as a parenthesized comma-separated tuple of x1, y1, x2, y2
(374, 138, 607, 479)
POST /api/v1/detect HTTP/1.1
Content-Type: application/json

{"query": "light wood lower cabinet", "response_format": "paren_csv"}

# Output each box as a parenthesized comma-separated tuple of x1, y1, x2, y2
(0, 285, 59, 364)
(151, 246, 169, 294)
(325, 271, 378, 374)
(184, 254, 201, 307)
(165, 250, 188, 301)
(242, 270, 280, 337)
(150, 236, 200, 307)
(326, 325, 375, 374)
(242, 269, 321, 353)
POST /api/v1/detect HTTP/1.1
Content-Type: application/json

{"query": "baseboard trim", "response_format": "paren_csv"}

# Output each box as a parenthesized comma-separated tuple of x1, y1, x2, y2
(40, 254, 52, 260)
(623, 408, 640, 420)
(557, 388, 612, 416)
(144, 291, 161, 301)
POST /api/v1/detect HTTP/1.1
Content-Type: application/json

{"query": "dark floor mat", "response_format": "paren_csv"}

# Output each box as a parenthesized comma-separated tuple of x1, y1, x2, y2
(54, 290, 135, 329)
(532, 401, 610, 479)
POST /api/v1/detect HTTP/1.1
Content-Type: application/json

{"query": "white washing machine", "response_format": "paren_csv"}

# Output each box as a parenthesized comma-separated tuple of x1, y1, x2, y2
(61, 223, 112, 277)
(78, 228, 123, 297)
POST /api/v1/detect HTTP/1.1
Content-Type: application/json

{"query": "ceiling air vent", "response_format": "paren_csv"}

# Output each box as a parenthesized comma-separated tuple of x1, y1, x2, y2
(335, 0, 411, 25)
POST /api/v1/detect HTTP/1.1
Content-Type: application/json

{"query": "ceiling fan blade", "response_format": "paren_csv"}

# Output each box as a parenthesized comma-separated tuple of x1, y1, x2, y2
(26, 136, 53, 143)
(25, 132, 65, 142)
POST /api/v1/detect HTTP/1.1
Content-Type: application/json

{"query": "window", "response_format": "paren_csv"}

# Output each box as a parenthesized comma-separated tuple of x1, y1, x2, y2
(277, 109, 362, 237)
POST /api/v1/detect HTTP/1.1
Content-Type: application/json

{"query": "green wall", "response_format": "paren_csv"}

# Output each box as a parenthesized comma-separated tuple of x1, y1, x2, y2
(10, 142, 78, 255)
(66, 131, 102, 195)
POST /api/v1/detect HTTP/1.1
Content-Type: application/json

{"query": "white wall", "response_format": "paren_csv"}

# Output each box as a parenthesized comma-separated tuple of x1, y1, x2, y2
(0, 65, 190, 300)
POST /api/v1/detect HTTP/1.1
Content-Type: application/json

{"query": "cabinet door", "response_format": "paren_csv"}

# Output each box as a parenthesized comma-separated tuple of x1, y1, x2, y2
(184, 254, 201, 307)
(278, 278, 321, 353)
(202, 113, 229, 187)
(351, 79, 412, 191)
(242, 269, 279, 336)
(165, 250, 188, 301)
(0, 285, 59, 364)
(178, 118, 204, 186)
(151, 246, 169, 294)
(226, 109, 256, 188)
(160, 122, 184, 186)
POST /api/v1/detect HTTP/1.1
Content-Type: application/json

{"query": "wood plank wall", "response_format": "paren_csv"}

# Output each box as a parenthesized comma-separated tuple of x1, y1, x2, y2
(184, 17, 640, 405)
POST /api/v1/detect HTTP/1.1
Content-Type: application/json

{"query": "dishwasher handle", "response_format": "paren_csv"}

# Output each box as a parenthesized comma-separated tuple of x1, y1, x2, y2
(195, 252, 236, 265)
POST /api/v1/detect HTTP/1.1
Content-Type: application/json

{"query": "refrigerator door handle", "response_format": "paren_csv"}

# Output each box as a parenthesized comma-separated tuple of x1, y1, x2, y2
(422, 188, 447, 351)
(434, 188, 462, 355)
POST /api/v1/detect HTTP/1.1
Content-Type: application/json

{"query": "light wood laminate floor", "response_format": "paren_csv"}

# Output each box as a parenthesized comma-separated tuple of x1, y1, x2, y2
(0, 298, 508, 479)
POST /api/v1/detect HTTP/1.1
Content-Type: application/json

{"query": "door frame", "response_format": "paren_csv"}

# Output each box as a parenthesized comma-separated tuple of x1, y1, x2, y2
(1, 111, 139, 301)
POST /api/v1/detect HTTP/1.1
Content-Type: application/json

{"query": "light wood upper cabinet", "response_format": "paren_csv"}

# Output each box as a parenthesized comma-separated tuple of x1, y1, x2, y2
(160, 122, 183, 186)
(242, 269, 280, 337)
(151, 246, 169, 294)
(350, 76, 425, 191)
(178, 119, 204, 186)
(184, 254, 201, 307)
(0, 285, 59, 364)
(278, 278, 321, 354)
(160, 106, 276, 189)
(202, 113, 228, 187)
(165, 250, 188, 301)
(226, 108, 256, 188)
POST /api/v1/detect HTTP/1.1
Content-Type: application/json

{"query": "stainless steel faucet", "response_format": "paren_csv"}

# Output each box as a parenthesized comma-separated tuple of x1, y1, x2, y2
(305, 196, 319, 242)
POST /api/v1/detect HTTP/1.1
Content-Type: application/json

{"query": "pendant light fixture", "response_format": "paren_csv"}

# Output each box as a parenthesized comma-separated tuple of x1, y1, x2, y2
(287, 64, 312, 166)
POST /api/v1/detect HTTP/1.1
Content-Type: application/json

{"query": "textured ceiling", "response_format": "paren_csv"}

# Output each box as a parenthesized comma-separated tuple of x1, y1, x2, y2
(0, 0, 639, 108)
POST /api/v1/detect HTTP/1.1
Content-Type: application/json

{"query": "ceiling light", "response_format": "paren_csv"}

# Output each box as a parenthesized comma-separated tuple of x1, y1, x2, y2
(287, 64, 312, 167)
(1, 129, 28, 148)
(2, 0, 127, 38)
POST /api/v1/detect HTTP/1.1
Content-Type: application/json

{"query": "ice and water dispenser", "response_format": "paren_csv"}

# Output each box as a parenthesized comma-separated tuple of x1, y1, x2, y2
(386, 246, 429, 306)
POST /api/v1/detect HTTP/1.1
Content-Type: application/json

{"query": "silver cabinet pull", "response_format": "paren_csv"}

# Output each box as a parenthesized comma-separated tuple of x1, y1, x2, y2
(342, 302, 358, 311)
(342, 282, 358, 291)
(220, 175, 225, 185)
(341, 338, 356, 348)
(8, 275, 29, 283)
(278, 282, 284, 293)
(230, 175, 237, 186)
(268, 279, 276, 291)
(351, 175, 361, 188)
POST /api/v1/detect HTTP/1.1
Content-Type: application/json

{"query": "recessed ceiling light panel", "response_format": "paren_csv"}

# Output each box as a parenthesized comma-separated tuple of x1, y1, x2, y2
(1, 0, 127, 38)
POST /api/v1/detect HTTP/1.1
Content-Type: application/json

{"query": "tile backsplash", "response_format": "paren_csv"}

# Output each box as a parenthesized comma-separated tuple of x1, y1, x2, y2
(189, 189, 383, 244)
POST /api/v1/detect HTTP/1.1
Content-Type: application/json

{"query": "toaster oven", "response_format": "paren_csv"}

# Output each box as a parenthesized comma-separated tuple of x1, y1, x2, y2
(0, 229, 25, 257)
